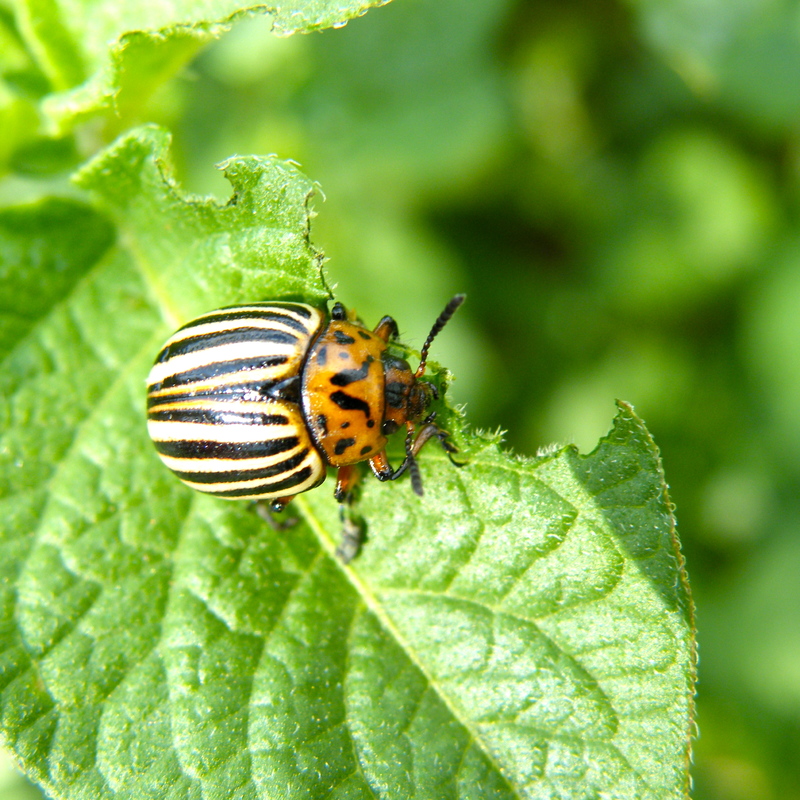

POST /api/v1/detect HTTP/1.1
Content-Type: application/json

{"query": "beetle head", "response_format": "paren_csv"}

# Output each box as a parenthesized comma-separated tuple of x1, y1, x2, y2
(379, 294, 465, 437)
(380, 354, 429, 436)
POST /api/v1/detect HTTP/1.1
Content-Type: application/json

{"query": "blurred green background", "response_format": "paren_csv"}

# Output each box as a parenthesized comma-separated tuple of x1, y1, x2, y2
(4, 0, 800, 796)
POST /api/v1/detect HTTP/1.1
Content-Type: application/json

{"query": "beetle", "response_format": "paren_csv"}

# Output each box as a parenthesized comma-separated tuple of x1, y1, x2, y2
(146, 294, 465, 560)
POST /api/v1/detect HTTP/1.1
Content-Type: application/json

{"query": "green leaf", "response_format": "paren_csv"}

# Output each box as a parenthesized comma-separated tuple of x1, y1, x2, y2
(10, 0, 391, 132)
(625, 0, 800, 130)
(0, 126, 695, 799)
(0, 8, 48, 175)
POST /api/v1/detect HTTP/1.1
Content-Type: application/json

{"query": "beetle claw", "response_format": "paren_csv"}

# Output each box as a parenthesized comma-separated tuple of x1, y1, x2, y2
(253, 500, 298, 531)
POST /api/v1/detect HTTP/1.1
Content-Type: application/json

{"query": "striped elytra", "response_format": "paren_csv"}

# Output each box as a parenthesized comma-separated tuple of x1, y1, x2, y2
(146, 295, 465, 559)
(147, 302, 327, 500)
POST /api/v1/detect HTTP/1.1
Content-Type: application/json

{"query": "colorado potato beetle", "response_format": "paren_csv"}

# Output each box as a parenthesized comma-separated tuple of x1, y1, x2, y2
(146, 295, 465, 559)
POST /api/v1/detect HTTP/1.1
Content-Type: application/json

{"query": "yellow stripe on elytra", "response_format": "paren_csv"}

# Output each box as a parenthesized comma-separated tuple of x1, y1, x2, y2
(147, 398, 286, 414)
(161, 315, 315, 348)
(179, 457, 323, 496)
(147, 341, 301, 386)
(147, 420, 301, 443)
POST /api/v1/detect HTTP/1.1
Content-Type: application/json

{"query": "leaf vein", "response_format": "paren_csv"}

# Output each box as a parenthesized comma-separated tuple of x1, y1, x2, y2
(294, 495, 526, 800)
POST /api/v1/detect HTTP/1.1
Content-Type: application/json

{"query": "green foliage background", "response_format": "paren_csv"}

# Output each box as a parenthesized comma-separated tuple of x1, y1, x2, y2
(1, 0, 799, 796)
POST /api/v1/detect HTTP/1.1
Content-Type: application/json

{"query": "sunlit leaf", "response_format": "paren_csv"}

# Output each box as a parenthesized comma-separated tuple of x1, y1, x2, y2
(11, 0, 390, 131)
(0, 126, 695, 799)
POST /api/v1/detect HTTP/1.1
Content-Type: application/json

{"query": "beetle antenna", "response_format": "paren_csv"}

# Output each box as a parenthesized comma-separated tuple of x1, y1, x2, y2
(407, 453, 423, 496)
(415, 294, 465, 378)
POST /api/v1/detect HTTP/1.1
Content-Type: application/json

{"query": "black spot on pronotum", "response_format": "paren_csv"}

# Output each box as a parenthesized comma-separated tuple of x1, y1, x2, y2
(316, 414, 328, 435)
(334, 330, 356, 345)
(360, 445, 372, 455)
(330, 391, 371, 416)
(358, 330, 371, 340)
(367, 420, 375, 428)
(339, 351, 349, 360)
(341, 421, 350, 429)
(330, 359, 371, 387)
(334, 437, 356, 455)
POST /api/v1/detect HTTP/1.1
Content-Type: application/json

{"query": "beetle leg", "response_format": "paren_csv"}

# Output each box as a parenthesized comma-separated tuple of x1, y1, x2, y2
(412, 421, 466, 467)
(373, 315, 399, 342)
(367, 419, 463, 498)
(368, 451, 394, 481)
(411, 422, 459, 457)
(333, 466, 364, 563)
(368, 449, 413, 481)
(368, 437, 418, 489)
(386, 422, 467, 494)
(334, 464, 360, 503)
(401, 424, 423, 495)
(405, 449, 423, 496)
(269, 495, 295, 513)
(253, 496, 298, 530)
(337, 505, 363, 564)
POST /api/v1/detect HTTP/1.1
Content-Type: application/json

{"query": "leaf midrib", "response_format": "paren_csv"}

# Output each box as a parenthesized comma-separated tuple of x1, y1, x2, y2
(293, 494, 524, 800)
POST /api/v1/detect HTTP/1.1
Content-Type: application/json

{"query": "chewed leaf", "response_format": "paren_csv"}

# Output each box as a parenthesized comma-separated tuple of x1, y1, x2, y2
(0, 126, 695, 799)
(13, 0, 391, 130)
(73, 123, 330, 326)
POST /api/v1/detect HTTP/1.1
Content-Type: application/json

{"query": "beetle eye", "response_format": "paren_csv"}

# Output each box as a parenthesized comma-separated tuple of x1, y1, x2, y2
(382, 419, 399, 436)
(382, 353, 411, 374)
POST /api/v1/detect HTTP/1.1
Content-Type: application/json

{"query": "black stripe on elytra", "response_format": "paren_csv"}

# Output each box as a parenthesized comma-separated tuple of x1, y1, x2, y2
(150, 356, 289, 391)
(187, 302, 313, 323)
(182, 309, 312, 335)
(315, 346, 328, 366)
(209, 466, 314, 497)
(154, 435, 299, 460)
(148, 380, 287, 406)
(172, 448, 310, 484)
(333, 330, 356, 345)
(160, 327, 300, 360)
(262, 302, 313, 318)
(316, 414, 328, 435)
(330, 358, 372, 387)
(330, 391, 371, 416)
(148, 407, 289, 426)
(334, 437, 356, 456)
